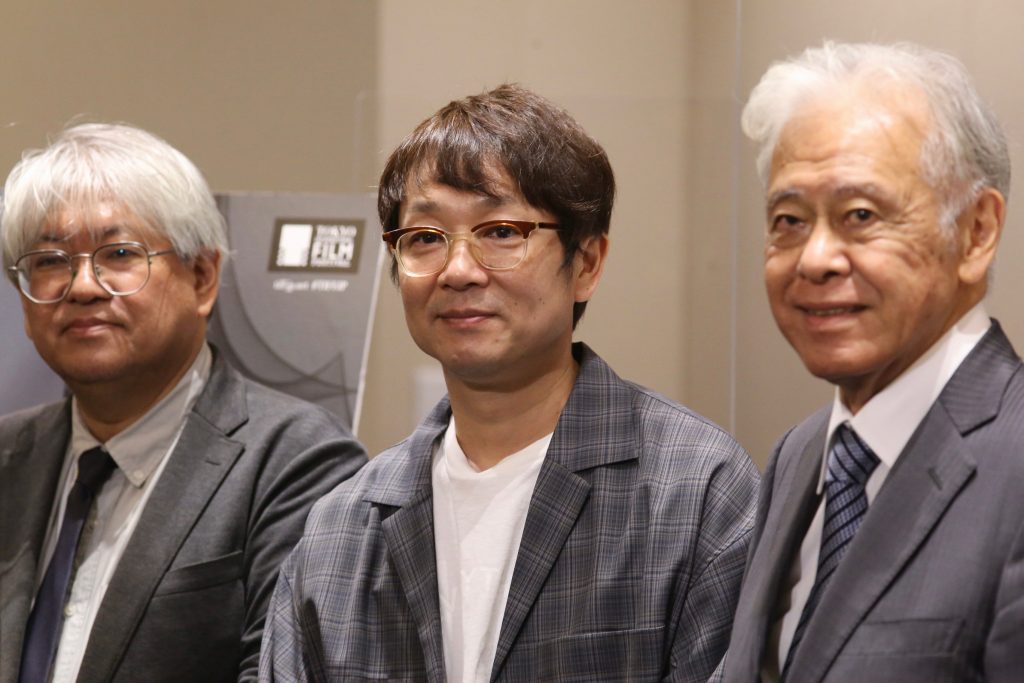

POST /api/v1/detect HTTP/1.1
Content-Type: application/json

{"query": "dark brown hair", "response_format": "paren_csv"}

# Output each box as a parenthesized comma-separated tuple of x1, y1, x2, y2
(378, 84, 615, 326)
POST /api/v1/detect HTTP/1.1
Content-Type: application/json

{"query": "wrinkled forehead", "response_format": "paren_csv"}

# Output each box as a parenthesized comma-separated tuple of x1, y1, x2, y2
(769, 82, 933, 185)
(26, 201, 162, 249)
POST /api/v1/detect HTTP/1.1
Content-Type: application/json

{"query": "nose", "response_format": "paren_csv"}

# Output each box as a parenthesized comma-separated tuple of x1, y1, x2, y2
(64, 254, 111, 302)
(796, 220, 850, 283)
(436, 235, 488, 289)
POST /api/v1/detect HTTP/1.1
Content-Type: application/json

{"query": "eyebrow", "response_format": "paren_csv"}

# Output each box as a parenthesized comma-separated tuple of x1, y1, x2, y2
(404, 194, 509, 216)
(766, 182, 891, 210)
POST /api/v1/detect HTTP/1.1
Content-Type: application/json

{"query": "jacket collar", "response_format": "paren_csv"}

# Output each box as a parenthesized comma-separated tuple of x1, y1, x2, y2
(363, 342, 636, 508)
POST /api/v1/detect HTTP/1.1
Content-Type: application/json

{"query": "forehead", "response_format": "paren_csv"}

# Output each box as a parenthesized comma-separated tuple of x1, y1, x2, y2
(768, 84, 932, 197)
(33, 202, 158, 245)
(399, 165, 540, 223)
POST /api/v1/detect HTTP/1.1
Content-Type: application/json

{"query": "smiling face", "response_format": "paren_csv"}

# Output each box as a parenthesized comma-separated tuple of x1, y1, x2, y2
(20, 202, 220, 397)
(763, 84, 991, 411)
(395, 170, 605, 392)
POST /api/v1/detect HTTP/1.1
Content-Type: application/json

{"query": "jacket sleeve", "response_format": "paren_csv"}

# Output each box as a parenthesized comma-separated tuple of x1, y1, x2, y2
(257, 552, 316, 683)
(985, 514, 1024, 681)
(237, 418, 367, 682)
(666, 442, 760, 682)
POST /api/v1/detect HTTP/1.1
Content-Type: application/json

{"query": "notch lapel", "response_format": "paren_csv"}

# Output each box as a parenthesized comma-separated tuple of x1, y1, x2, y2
(380, 492, 447, 683)
(371, 399, 450, 683)
(0, 403, 70, 683)
(788, 415, 974, 682)
(489, 459, 591, 680)
(77, 414, 244, 682)
(77, 352, 248, 683)
(786, 323, 1015, 682)
(733, 418, 826, 680)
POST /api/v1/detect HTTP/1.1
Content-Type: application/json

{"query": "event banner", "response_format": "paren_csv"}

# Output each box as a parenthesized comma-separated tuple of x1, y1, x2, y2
(209, 193, 383, 434)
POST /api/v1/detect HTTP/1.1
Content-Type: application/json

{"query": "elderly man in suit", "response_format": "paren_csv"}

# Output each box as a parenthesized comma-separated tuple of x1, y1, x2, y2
(259, 84, 759, 682)
(0, 123, 367, 683)
(720, 42, 1024, 682)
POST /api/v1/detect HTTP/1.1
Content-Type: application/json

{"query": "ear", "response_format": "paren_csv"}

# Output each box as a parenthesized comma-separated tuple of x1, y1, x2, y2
(957, 187, 1005, 286)
(192, 250, 222, 317)
(573, 234, 609, 303)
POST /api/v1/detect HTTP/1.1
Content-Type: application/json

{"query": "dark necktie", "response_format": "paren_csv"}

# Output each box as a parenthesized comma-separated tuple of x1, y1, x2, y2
(19, 447, 116, 683)
(781, 424, 880, 679)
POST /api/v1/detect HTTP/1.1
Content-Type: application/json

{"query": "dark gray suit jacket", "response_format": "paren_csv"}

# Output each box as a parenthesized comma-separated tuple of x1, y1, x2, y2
(261, 343, 759, 682)
(0, 350, 367, 683)
(722, 321, 1024, 682)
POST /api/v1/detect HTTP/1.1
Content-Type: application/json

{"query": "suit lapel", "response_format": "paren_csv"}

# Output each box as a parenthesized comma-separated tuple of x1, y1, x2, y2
(489, 344, 633, 680)
(489, 459, 591, 679)
(0, 402, 70, 683)
(788, 323, 1016, 682)
(372, 399, 451, 683)
(77, 353, 247, 683)
(381, 491, 447, 683)
(735, 418, 826, 680)
(790, 413, 974, 682)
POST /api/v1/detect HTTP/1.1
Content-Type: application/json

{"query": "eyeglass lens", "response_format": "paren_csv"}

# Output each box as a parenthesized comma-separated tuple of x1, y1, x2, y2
(17, 243, 153, 302)
(397, 223, 528, 275)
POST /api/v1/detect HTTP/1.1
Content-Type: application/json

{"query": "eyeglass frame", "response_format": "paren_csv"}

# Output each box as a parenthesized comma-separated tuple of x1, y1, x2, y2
(8, 241, 178, 304)
(381, 220, 561, 277)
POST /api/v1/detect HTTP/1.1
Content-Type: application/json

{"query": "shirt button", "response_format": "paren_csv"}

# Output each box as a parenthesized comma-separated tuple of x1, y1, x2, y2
(64, 605, 74, 618)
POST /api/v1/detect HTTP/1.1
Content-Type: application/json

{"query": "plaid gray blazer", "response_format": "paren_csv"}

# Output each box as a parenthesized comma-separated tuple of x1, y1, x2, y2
(260, 343, 758, 682)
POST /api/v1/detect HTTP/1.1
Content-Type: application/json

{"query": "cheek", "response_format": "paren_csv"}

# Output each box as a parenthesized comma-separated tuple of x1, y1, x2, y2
(763, 257, 792, 298)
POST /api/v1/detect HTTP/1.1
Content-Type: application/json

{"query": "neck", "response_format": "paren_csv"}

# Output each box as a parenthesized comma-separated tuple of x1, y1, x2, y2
(71, 340, 204, 443)
(445, 346, 578, 470)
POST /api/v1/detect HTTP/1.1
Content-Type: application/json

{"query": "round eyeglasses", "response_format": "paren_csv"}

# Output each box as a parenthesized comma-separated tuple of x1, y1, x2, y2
(8, 242, 177, 304)
(381, 220, 561, 277)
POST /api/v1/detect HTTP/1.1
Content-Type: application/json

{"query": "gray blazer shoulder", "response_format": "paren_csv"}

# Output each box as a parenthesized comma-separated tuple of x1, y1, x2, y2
(0, 349, 368, 683)
(723, 320, 1024, 683)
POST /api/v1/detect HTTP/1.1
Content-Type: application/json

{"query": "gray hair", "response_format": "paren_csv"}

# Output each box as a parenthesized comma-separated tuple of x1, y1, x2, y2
(741, 41, 1010, 223)
(1, 122, 228, 269)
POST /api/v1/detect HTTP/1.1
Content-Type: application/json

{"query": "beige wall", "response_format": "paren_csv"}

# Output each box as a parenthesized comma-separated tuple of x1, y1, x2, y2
(2, 1, 1022, 468)
(0, 2, 379, 193)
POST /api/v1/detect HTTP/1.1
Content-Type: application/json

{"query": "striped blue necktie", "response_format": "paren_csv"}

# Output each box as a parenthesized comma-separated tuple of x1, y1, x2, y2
(782, 423, 880, 679)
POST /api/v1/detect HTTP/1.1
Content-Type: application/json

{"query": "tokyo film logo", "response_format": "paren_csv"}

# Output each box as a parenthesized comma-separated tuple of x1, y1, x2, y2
(270, 219, 364, 273)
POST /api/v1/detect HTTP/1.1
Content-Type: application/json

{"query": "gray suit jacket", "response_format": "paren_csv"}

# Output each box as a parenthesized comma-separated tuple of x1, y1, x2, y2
(722, 321, 1024, 682)
(0, 350, 367, 683)
(260, 343, 759, 682)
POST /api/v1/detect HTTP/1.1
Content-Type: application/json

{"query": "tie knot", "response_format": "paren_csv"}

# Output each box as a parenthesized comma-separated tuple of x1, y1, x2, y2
(77, 447, 116, 493)
(827, 424, 879, 486)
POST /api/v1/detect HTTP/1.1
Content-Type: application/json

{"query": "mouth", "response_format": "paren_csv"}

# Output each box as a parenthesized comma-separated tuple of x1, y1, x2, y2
(797, 304, 866, 317)
(63, 317, 119, 335)
(437, 308, 495, 326)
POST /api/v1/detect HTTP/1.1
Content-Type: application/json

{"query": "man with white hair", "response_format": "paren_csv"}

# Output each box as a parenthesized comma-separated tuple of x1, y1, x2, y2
(0, 123, 366, 683)
(721, 42, 1024, 681)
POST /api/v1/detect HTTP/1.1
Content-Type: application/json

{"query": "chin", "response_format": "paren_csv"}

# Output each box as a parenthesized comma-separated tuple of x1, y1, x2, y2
(56, 362, 132, 387)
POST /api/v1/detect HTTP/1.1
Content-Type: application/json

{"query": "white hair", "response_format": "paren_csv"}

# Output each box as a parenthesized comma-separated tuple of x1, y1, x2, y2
(1, 122, 228, 269)
(741, 41, 1010, 224)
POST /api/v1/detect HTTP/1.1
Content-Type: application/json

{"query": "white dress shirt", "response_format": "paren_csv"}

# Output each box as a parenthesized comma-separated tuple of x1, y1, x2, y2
(764, 304, 991, 681)
(35, 344, 212, 683)
(432, 417, 549, 683)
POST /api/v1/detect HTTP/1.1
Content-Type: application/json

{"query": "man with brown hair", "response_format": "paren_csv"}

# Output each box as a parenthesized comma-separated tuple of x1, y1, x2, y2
(260, 85, 758, 682)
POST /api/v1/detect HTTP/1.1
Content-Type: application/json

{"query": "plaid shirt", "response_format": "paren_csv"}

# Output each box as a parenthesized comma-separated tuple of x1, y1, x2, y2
(260, 344, 758, 682)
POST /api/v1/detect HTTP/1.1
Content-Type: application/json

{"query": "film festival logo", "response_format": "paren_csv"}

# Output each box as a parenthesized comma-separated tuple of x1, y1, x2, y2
(270, 219, 364, 273)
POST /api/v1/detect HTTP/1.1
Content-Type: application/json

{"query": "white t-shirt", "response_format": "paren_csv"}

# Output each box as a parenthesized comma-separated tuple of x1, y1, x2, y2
(431, 417, 550, 683)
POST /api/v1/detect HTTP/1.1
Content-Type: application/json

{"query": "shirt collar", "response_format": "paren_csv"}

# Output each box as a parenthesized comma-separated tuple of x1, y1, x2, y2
(70, 344, 213, 487)
(818, 303, 991, 493)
